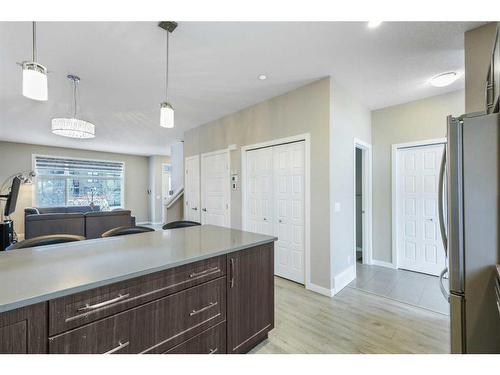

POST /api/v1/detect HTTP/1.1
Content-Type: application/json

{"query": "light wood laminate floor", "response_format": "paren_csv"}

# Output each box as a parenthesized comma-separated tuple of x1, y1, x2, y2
(251, 277, 450, 354)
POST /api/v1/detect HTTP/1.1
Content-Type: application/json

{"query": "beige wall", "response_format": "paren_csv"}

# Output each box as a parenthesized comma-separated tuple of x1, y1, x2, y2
(330, 80, 371, 279)
(0, 141, 150, 236)
(371, 90, 465, 263)
(465, 23, 497, 113)
(184, 78, 332, 289)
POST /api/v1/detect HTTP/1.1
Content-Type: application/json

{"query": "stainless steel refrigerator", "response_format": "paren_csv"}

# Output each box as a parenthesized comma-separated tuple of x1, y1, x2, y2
(438, 111, 500, 354)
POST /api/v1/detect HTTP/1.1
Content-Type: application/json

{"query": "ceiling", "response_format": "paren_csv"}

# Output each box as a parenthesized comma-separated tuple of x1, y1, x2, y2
(0, 21, 482, 156)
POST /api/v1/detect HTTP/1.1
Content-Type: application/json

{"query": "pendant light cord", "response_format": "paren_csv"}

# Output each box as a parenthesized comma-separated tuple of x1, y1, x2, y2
(165, 30, 169, 102)
(32, 21, 37, 62)
(73, 79, 78, 118)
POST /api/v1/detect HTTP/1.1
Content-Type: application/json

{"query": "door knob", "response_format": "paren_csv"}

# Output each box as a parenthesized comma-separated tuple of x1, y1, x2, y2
(192, 207, 198, 211)
(278, 219, 283, 223)
(263, 217, 267, 221)
(202, 208, 207, 212)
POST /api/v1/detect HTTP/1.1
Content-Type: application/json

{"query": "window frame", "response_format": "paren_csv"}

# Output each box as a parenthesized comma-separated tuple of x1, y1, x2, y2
(32, 153, 126, 209)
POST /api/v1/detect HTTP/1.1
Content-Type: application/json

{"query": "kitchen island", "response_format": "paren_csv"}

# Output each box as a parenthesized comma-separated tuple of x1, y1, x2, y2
(0, 225, 276, 354)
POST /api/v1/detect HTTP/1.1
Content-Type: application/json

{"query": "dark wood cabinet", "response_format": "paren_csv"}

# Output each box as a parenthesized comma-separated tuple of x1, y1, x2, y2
(226, 243, 274, 354)
(164, 321, 226, 354)
(49, 277, 226, 354)
(0, 242, 274, 354)
(0, 303, 47, 354)
(49, 255, 225, 335)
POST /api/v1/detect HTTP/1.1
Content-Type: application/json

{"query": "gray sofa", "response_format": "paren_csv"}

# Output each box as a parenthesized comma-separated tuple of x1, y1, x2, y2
(24, 206, 136, 240)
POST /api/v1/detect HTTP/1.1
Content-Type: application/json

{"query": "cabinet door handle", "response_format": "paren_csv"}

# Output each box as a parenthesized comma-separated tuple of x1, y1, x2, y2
(77, 293, 130, 312)
(189, 301, 218, 316)
(229, 258, 235, 288)
(104, 340, 130, 354)
(189, 267, 220, 278)
(208, 348, 218, 354)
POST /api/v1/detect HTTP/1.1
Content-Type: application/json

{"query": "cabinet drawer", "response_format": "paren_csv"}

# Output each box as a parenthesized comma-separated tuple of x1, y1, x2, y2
(49, 256, 225, 335)
(49, 277, 226, 354)
(163, 321, 226, 354)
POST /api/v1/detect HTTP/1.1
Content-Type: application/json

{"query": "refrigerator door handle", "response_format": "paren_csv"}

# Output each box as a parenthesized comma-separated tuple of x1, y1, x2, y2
(439, 267, 450, 301)
(438, 147, 448, 257)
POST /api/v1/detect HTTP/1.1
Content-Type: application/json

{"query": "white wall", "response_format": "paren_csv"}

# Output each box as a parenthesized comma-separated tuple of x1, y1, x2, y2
(371, 90, 465, 264)
(0, 141, 150, 236)
(330, 80, 371, 287)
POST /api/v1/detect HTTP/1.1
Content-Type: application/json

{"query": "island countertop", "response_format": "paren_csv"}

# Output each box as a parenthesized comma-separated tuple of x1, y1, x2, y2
(0, 225, 276, 313)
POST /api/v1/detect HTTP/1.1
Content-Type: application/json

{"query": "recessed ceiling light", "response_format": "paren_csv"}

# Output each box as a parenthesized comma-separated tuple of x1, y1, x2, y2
(367, 21, 382, 29)
(258, 74, 267, 80)
(429, 72, 459, 87)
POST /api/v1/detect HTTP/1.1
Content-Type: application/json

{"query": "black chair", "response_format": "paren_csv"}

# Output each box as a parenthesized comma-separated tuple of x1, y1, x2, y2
(162, 221, 201, 230)
(6, 234, 85, 250)
(101, 225, 155, 238)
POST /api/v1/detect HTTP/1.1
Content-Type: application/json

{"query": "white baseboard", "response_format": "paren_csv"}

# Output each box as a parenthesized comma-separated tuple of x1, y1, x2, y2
(333, 265, 356, 294)
(371, 259, 397, 269)
(307, 282, 334, 297)
(137, 221, 163, 226)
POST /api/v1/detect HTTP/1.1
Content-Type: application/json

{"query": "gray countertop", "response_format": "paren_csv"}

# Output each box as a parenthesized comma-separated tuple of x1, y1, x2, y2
(0, 225, 276, 313)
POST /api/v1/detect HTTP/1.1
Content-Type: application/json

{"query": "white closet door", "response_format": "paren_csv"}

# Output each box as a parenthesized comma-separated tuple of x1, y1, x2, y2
(184, 155, 200, 222)
(245, 147, 274, 236)
(397, 144, 446, 276)
(273, 142, 305, 284)
(201, 150, 230, 227)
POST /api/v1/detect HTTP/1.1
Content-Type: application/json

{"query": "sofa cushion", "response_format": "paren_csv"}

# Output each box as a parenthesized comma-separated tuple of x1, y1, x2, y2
(84, 210, 133, 239)
(26, 213, 84, 221)
(24, 213, 85, 240)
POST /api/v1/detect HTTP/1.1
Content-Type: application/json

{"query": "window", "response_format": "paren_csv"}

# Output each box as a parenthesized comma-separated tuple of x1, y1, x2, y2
(34, 155, 125, 209)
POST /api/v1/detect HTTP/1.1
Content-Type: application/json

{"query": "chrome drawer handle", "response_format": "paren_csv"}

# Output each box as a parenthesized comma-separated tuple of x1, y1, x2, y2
(208, 347, 218, 354)
(189, 267, 220, 278)
(189, 301, 217, 316)
(77, 293, 130, 312)
(104, 340, 130, 354)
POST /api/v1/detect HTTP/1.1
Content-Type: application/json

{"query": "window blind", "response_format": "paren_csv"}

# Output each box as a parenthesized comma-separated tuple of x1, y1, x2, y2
(34, 156, 124, 178)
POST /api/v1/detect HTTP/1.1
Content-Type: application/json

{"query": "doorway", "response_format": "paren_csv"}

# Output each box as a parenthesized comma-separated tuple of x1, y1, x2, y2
(201, 149, 230, 227)
(161, 163, 172, 224)
(184, 155, 200, 222)
(392, 139, 447, 276)
(355, 148, 363, 263)
(353, 138, 372, 267)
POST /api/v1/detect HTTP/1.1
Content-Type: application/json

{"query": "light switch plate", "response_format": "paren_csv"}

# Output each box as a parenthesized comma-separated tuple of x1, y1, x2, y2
(334, 202, 341, 212)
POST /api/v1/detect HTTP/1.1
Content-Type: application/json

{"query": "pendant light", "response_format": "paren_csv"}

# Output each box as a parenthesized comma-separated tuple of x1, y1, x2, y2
(20, 22, 48, 101)
(51, 75, 95, 139)
(159, 21, 177, 128)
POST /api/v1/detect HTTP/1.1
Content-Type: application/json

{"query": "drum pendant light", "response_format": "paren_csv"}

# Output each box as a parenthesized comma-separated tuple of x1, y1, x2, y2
(51, 75, 95, 139)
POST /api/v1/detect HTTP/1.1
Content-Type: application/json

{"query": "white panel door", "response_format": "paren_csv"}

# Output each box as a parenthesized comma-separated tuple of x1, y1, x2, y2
(273, 142, 305, 284)
(397, 144, 446, 276)
(201, 150, 230, 227)
(245, 147, 274, 236)
(184, 155, 200, 222)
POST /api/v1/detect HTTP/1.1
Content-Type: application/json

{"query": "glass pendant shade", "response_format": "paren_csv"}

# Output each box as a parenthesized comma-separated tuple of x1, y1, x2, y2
(22, 62, 48, 101)
(160, 102, 174, 128)
(51, 118, 95, 139)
